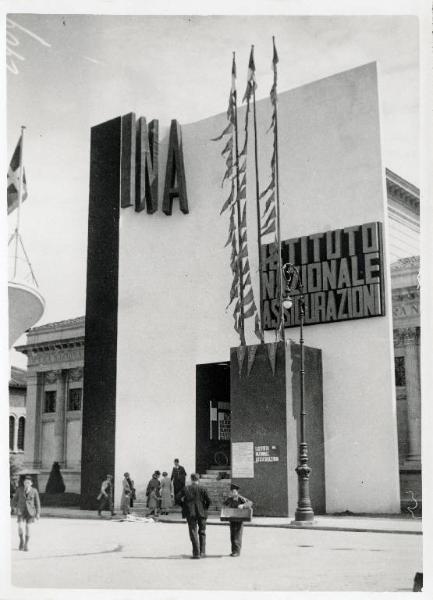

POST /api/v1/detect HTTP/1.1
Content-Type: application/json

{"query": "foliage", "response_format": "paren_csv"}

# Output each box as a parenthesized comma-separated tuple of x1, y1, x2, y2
(45, 461, 66, 494)
(9, 453, 23, 479)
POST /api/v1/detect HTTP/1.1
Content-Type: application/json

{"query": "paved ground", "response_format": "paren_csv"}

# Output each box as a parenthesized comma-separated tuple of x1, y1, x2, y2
(39, 506, 423, 534)
(9, 517, 422, 591)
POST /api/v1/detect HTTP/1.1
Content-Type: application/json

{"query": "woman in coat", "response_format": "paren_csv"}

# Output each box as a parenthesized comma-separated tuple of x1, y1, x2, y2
(12, 475, 41, 552)
(146, 471, 161, 516)
(120, 472, 133, 516)
(160, 471, 173, 515)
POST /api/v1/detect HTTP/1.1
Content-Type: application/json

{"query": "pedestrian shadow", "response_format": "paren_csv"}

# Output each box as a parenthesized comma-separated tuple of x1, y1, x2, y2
(123, 554, 226, 560)
(16, 544, 123, 560)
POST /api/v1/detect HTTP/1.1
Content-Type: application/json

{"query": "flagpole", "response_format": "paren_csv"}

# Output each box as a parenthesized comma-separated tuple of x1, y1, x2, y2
(13, 125, 26, 279)
(272, 38, 285, 342)
(232, 52, 246, 346)
(251, 48, 264, 343)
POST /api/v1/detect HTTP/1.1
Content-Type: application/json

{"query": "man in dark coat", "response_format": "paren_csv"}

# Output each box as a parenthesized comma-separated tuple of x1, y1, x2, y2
(171, 459, 186, 505)
(178, 473, 210, 559)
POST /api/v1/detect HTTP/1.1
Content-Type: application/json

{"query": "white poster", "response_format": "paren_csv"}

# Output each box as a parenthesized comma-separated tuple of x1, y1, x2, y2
(232, 441, 254, 478)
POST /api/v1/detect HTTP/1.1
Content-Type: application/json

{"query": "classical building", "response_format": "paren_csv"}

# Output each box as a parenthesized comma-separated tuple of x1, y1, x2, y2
(392, 256, 421, 503)
(386, 168, 421, 506)
(15, 317, 85, 493)
(9, 366, 27, 457)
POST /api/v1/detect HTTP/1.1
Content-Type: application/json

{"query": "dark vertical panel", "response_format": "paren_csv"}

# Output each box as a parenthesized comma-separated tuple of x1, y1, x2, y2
(230, 342, 289, 516)
(80, 117, 121, 510)
(230, 342, 325, 517)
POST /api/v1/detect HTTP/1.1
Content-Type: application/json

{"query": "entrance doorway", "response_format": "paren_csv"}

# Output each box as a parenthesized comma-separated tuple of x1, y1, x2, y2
(196, 362, 230, 474)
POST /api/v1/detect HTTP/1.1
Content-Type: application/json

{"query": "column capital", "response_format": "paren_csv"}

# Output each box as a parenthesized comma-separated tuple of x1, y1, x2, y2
(44, 369, 63, 384)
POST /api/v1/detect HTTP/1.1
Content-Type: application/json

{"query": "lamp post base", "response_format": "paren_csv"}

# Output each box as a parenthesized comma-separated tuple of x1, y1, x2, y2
(290, 518, 316, 526)
(294, 455, 315, 523)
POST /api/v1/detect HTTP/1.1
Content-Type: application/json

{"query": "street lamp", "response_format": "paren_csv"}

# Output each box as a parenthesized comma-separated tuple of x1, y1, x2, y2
(282, 263, 315, 524)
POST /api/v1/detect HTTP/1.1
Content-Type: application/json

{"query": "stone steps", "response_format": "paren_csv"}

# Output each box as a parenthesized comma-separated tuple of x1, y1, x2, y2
(199, 471, 232, 510)
(131, 470, 232, 512)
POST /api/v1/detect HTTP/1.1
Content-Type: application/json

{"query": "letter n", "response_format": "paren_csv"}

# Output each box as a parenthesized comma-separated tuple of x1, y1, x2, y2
(120, 113, 136, 208)
(162, 120, 189, 215)
(136, 117, 159, 213)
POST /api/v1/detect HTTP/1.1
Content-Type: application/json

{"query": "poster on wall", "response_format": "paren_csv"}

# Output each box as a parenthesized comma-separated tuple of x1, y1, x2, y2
(232, 442, 254, 478)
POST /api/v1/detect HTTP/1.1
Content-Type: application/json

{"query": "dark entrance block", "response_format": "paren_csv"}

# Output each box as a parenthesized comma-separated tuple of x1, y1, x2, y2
(80, 117, 121, 510)
(196, 362, 231, 475)
(230, 341, 325, 517)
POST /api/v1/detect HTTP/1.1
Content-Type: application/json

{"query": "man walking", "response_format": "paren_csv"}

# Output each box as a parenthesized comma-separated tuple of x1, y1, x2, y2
(12, 475, 41, 552)
(171, 459, 186, 505)
(179, 473, 210, 559)
(97, 474, 115, 517)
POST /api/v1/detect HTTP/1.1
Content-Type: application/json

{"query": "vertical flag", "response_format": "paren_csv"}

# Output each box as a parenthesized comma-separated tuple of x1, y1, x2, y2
(239, 45, 263, 343)
(250, 44, 266, 343)
(212, 53, 246, 345)
(213, 49, 263, 346)
(242, 45, 257, 103)
(7, 135, 28, 214)
(258, 36, 284, 340)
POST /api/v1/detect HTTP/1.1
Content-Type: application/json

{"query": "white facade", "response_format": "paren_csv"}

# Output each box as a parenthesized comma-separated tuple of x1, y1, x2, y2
(115, 63, 400, 512)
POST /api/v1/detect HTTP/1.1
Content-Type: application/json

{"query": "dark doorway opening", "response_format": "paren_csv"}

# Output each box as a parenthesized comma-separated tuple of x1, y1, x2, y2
(196, 362, 230, 475)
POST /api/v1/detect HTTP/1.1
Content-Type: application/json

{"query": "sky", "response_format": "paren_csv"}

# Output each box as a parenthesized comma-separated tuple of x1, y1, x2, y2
(5, 12, 420, 367)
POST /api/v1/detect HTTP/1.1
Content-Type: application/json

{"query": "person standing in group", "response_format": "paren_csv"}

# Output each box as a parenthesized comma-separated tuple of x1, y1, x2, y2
(12, 475, 41, 551)
(179, 473, 210, 559)
(146, 471, 161, 517)
(97, 474, 116, 518)
(120, 472, 133, 516)
(126, 473, 136, 509)
(171, 459, 186, 505)
(223, 484, 252, 557)
(160, 471, 173, 515)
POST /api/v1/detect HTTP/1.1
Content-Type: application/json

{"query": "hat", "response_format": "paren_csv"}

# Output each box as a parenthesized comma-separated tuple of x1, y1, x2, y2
(23, 475, 33, 482)
(230, 483, 240, 491)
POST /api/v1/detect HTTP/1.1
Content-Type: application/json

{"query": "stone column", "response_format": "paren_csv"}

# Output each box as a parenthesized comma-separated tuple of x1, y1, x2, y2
(54, 370, 66, 466)
(402, 327, 421, 464)
(24, 372, 41, 469)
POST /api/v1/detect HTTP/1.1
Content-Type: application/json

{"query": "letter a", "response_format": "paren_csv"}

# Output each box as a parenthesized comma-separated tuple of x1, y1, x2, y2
(163, 120, 189, 215)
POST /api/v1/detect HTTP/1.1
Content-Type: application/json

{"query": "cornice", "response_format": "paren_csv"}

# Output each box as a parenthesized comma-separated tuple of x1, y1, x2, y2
(391, 256, 420, 272)
(15, 336, 85, 356)
(386, 168, 420, 215)
(28, 316, 85, 334)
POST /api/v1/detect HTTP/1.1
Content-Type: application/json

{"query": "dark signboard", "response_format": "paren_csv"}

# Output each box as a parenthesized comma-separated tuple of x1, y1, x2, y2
(261, 221, 385, 329)
(255, 444, 280, 463)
